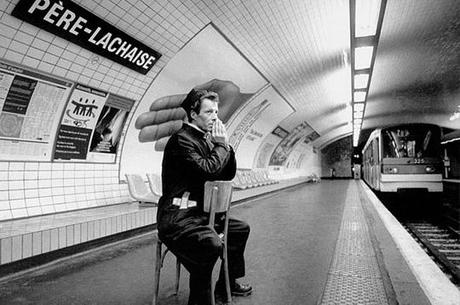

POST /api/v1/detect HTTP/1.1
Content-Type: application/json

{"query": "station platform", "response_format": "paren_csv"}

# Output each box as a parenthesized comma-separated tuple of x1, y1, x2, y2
(0, 177, 308, 268)
(0, 180, 459, 304)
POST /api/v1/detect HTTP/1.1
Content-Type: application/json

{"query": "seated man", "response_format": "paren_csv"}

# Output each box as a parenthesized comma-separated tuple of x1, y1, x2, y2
(157, 89, 252, 305)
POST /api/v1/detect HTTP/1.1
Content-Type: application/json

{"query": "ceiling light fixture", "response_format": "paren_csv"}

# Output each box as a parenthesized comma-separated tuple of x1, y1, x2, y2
(354, 91, 366, 102)
(350, 0, 387, 147)
(354, 103, 365, 112)
(355, 0, 382, 37)
(354, 46, 374, 69)
(354, 73, 369, 89)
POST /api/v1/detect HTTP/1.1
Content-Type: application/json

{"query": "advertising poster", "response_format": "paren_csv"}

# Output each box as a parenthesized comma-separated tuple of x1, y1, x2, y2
(285, 142, 309, 169)
(254, 134, 282, 168)
(86, 94, 134, 163)
(121, 24, 268, 178)
(227, 86, 294, 169)
(53, 84, 108, 161)
(269, 121, 316, 166)
(0, 61, 73, 161)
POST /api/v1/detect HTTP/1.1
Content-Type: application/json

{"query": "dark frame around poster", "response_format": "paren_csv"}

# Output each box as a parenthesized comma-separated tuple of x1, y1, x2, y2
(53, 84, 134, 163)
(0, 60, 73, 161)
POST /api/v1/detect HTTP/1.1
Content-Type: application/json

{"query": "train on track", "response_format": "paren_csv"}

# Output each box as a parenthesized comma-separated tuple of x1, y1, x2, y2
(362, 124, 443, 193)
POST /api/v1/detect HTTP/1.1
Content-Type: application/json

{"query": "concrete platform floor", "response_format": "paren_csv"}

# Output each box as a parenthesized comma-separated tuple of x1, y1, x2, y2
(0, 181, 385, 304)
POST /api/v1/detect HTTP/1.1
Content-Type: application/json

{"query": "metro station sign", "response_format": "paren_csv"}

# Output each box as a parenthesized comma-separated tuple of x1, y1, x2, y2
(12, 0, 162, 75)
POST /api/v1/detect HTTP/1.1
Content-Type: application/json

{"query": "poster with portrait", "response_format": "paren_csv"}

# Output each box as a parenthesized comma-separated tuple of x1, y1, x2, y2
(0, 61, 73, 161)
(53, 84, 108, 161)
(86, 94, 134, 163)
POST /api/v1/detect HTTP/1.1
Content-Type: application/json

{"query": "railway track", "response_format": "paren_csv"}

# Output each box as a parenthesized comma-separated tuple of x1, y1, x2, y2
(404, 221, 460, 284)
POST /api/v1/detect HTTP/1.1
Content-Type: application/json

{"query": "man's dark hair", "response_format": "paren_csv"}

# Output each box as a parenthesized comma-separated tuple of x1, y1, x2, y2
(181, 89, 219, 121)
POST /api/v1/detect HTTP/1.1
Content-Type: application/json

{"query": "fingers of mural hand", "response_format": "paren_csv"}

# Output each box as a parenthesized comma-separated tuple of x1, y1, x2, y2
(135, 109, 185, 130)
(138, 125, 159, 142)
(138, 121, 182, 142)
(135, 111, 157, 129)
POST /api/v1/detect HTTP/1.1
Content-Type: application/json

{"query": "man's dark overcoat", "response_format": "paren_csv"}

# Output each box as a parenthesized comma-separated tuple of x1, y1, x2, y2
(157, 123, 236, 240)
(157, 123, 249, 304)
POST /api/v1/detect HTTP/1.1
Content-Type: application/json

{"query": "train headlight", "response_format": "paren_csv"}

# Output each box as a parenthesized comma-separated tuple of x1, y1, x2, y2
(384, 167, 398, 174)
(425, 166, 435, 173)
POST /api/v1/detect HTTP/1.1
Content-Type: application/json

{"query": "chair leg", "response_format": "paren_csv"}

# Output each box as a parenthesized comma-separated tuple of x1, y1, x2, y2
(223, 245, 232, 304)
(152, 241, 162, 305)
(174, 257, 181, 295)
(210, 274, 216, 305)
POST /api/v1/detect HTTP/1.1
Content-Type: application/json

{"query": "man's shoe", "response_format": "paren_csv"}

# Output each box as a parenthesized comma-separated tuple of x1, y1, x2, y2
(215, 280, 253, 297)
(231, 282, 253, 296)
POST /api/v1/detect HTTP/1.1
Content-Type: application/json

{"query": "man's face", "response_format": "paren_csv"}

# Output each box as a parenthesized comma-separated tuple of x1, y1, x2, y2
(191, 98, 218, 132)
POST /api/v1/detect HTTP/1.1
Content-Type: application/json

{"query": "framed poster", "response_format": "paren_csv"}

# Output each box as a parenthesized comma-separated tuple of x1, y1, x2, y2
(86, 94, 134, 163)
(269, 121, 315, 166)
(53, 84, 134, 163)
(53, 84, 108, 161)
(0, 61, 73, 161)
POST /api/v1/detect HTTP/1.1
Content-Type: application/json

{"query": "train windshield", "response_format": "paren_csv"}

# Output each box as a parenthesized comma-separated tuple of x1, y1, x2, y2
(382, 125, 440, 158)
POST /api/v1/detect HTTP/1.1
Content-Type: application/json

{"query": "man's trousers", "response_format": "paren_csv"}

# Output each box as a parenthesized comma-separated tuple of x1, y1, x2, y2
(162, 217, 250, 305)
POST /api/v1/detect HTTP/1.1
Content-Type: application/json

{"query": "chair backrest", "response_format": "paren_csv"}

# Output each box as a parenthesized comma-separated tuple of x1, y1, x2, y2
(125, 174, 151, 197)
(146, 173, 163, 196)
(203, 180, 233, 213)
(203, 180, 233, 229)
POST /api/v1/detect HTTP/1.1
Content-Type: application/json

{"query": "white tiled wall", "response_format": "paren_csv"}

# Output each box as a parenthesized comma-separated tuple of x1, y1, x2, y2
(0, 160, 132, 220)
(0, 207, 156, 264)
(0, 0, 316, 225)
(0, 0, 208, 221)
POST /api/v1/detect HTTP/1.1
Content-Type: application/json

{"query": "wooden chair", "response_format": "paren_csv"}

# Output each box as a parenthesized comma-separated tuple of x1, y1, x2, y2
(152, 232, 181, 305)
(125, 174, 158, 206)
(152, 181, 234, 305)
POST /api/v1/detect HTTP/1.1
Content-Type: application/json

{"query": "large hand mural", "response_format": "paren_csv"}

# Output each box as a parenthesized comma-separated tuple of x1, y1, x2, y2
(135, 79, 253, 151)
(120, 24, 268, 178)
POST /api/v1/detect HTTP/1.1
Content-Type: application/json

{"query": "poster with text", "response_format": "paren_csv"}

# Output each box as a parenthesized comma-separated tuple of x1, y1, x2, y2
(0, 61, 73, 161)
(53, 84, 107, 161)
(227, 86, 294, 169)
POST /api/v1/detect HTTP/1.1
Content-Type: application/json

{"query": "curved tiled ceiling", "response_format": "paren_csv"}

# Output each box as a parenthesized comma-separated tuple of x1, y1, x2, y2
(180, 0, 459, 148)
(364, 0, 460, 142)
(187, 0, 460, 148)
(35, 0, 458, 149)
